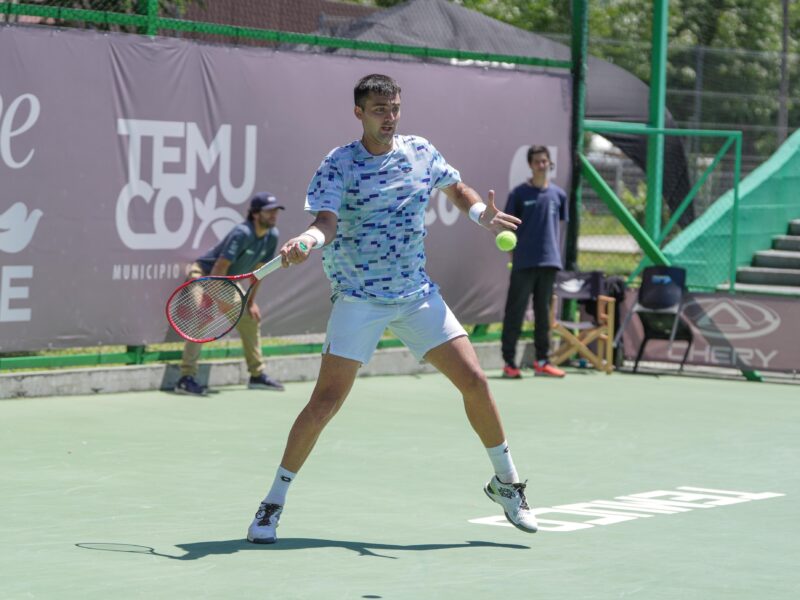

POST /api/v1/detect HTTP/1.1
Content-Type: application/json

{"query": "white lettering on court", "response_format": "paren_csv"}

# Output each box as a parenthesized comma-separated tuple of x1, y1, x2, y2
(116, 118, 256, 250)
(469, 486, 785, 532)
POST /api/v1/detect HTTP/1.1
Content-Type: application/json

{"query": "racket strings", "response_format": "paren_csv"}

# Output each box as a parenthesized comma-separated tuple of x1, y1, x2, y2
(168, 278, 244, 340)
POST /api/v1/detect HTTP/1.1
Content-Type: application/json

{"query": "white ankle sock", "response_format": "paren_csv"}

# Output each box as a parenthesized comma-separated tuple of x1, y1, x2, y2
(264, 466, 296, 506)
(486, 441, 519, 484)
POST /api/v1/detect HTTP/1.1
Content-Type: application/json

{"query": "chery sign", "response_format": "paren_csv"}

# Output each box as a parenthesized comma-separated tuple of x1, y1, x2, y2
(623, 292, 799, 372)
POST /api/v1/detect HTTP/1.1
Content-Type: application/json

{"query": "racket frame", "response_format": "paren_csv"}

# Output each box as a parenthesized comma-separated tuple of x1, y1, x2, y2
(165, 253, 284, 343)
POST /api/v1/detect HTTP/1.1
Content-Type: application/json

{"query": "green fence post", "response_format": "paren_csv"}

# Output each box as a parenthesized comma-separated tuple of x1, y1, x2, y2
(568, 0, 588, 273)
(471, 324, 489, 338)
(126, 345, 146, 365)
(645, 0, 669, 239)
(579, 154, 670, 266)
(729, 133, 743, 294)
(143, 0, 158, 35)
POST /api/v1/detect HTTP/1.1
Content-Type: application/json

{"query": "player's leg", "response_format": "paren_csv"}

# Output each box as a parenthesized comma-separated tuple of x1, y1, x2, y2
(425, 335, 504, 446)
(392, 293, 537, 533)
(278, 296, 391, 470)
(247, 354, 359, 544)
(501, 268, 534, 377)
(281, 353, 361, 472)
(236, 310, 284, 391)
(424, 336, 538, 533)
(247, 298, 391, 544)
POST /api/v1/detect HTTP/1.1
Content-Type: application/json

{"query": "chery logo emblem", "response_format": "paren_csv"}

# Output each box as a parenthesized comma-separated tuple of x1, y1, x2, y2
(684, 298, 780, 340)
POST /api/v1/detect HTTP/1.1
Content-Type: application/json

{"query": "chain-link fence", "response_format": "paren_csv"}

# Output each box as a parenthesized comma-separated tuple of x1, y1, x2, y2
(573, 33, 799, 282)
(0, 1, 378, 43)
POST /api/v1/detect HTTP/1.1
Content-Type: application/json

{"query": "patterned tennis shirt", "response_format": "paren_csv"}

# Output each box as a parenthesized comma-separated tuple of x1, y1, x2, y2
(305, 135, 461, 303)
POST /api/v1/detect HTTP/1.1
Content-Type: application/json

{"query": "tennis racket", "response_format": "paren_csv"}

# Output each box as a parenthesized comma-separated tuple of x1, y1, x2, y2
(165, 249, 297, 343)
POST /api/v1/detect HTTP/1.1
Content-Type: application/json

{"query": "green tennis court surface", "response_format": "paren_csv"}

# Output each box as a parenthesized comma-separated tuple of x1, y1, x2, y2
(1, 371, 797, 599)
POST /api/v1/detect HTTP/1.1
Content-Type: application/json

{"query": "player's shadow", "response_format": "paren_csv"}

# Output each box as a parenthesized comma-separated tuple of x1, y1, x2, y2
(77, 538, 529, 560)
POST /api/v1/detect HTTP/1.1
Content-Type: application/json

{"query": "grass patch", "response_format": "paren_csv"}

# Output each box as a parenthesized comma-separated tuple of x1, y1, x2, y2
(578, 251, 641, 276)
(580, 213, 632, 236)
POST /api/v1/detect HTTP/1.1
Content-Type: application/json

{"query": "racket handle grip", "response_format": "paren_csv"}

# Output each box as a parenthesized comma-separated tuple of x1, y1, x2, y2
(253, 242, 311, 281)
(254, 254, 284, 280)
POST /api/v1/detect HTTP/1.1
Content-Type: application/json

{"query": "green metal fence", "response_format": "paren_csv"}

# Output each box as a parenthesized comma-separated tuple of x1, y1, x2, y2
(0, 1, 570, 68)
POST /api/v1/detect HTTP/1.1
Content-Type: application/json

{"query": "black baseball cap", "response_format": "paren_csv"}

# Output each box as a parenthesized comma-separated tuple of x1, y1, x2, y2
(250, 192, 285, 211)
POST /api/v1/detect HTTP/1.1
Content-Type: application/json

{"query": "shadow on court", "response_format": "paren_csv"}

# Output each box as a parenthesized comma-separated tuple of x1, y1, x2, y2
(77, 539, 530, 560)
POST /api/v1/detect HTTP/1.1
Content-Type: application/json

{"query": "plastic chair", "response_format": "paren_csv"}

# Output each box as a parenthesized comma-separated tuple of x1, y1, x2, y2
(549, 271, 616, 374)
(614, 265, 693, 372)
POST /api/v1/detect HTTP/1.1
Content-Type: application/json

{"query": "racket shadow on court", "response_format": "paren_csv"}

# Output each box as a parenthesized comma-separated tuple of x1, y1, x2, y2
(77, 538, 530, 560)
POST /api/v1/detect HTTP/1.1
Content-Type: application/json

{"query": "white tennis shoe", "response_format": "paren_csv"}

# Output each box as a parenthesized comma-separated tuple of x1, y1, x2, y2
(484, 476, 538, 533)
(247, 502, 283, 544)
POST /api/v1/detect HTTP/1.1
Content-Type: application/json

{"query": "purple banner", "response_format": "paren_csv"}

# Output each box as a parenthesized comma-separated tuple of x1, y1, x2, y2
(0, 26, 571, 351)
(622, 291, 800, 372)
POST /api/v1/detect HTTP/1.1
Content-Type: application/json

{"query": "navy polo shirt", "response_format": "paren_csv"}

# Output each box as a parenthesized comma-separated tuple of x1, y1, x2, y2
(505, 182, 568, 270)
(196, 220, 279, 276)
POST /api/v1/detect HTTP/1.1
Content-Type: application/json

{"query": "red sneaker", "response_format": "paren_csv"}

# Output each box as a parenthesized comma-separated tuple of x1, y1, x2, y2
(502, 364, 522, 379)
(533, 361, 566, 378)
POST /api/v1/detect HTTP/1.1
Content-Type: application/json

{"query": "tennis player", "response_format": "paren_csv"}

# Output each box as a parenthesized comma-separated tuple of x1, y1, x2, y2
(247, 74, 538, 543)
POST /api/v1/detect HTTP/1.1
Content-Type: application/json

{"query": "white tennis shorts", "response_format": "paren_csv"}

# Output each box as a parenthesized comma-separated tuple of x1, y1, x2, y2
(324, 291, 468, 365)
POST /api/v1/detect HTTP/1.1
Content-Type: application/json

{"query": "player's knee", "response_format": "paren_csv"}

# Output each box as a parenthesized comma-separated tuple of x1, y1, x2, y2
(307, 392, 346, 424)
(460, 368, 489, 397)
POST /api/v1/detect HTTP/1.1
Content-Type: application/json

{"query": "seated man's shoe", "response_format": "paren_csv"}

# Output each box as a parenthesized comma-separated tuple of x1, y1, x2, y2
(248, 373, 285, 391)
(174, 375, 207, 396)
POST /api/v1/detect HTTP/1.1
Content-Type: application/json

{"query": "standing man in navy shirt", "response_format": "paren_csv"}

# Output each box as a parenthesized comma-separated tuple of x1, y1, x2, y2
(501, 145, 568, 379)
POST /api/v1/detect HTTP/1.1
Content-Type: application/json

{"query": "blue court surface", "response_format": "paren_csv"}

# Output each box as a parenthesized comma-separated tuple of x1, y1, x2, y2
(1, 370, 797, 599)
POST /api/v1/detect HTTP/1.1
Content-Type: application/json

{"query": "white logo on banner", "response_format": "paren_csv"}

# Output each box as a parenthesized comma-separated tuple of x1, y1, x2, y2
(684, 297, 781, 340)
(0, 92, 42, 323)
(115, 119, 256, 250)
(0, 202, 42, 254)
(671, 297, 782, 369)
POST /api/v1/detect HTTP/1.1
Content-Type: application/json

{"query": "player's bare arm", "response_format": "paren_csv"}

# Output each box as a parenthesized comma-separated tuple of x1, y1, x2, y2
(280, 210, 338, 267)
(441, 183, 521, 235)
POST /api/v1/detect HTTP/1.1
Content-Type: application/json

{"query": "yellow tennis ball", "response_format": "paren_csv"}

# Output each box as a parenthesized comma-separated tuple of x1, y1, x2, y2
(495, 230, 517, 252)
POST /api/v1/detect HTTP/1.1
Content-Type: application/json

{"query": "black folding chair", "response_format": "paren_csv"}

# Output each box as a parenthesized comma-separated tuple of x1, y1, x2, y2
(615, 266, 693, 372)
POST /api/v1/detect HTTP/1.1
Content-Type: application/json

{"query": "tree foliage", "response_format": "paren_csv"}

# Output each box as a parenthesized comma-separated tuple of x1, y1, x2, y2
(350, 0, 799, 157)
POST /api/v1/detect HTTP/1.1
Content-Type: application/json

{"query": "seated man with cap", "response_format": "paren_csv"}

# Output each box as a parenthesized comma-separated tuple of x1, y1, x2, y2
(175, 192, 286, 395)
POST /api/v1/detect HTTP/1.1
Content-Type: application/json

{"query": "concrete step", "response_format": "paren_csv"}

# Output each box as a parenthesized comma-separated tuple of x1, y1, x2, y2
(716, 281, 800, 297)
(773, 235, 800, 251)
(753, 249, 800, 269)
(790, 219, 800, 235)
(737, 266, 800, 286)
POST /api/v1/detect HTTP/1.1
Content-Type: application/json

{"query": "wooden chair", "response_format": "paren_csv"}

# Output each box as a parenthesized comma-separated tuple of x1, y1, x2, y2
(549, 271, 616, 374)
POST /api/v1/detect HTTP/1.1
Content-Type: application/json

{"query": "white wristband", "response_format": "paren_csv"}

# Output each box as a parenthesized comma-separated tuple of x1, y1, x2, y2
(303, 228, 326, 249)
(469, 202, 487, 225)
